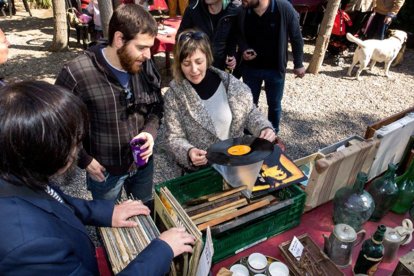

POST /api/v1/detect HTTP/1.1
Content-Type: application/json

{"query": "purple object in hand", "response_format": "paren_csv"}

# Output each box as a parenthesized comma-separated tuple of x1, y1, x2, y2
(130, 138, 147, 166)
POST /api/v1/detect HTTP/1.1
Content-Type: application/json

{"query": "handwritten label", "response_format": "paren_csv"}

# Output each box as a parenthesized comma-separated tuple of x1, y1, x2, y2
(196, 227, 214, 276)
(288, 236, 304, 260)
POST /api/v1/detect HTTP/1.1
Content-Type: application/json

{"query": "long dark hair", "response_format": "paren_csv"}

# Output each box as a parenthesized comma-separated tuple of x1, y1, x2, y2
(0, 81, 88, 189)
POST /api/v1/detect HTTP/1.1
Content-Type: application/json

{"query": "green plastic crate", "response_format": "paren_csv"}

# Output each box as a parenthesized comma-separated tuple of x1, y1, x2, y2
(155, 167, 306, 263)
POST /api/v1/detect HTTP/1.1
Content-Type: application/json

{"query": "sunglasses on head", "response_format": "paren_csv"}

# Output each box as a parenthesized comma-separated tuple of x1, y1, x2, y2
(178, 31, 205, 43)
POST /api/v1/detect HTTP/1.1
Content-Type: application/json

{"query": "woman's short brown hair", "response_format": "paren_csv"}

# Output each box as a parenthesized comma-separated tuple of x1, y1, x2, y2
(173, 29, 214, 82)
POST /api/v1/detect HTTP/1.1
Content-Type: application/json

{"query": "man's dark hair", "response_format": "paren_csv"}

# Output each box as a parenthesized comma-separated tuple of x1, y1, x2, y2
(108, 4, 158, 44)
(0, 81, 88, 189)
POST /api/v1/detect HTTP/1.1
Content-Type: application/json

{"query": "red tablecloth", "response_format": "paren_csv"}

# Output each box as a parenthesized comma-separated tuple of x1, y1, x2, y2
(211, 201, 413, 275)
(151, 17, 181, 55)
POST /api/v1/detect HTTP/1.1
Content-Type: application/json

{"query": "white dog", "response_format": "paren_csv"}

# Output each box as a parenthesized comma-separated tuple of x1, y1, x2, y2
(346, 30, 407, 80)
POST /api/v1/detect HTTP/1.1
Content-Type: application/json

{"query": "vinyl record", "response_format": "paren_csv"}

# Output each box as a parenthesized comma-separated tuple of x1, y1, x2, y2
(207, 136, 273, 166)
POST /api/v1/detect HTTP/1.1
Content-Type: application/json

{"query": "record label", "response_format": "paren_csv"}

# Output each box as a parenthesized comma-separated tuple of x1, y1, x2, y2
(207, 136, 273, 166)
(227, 145, 251, 156)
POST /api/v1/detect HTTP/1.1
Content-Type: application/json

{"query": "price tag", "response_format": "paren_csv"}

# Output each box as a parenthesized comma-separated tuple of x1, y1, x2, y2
(288, 236, 304, 260)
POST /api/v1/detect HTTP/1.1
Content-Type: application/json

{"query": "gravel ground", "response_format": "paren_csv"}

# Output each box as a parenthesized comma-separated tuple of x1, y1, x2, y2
(1, 7, 414, 242)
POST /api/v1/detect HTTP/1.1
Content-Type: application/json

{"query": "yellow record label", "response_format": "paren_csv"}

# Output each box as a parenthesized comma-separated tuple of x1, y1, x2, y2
(227, 145, 251, 156)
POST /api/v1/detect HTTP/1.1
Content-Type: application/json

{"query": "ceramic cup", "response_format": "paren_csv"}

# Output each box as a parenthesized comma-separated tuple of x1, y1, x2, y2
(253, 274, 267, 276)
(247, 253, 268, 274)
(268, 261, 289, 276)
(230, 264, 249, 276)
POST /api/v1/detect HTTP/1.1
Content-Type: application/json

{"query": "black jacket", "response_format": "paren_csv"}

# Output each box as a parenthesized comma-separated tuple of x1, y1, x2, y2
(238, 0, 304, 72)
(178, 0, 242, 69)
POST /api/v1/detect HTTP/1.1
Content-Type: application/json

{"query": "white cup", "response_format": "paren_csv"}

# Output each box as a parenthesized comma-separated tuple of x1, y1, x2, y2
(254, 274, 267, 276)
(247, 253, 268, 274)
(230, 264, 249, 276)
(268, 261, 289, 276)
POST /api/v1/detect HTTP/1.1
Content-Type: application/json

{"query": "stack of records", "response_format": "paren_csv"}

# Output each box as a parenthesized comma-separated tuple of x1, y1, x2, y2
(99, 199, 160, 274)
(159, 187, 203, 276)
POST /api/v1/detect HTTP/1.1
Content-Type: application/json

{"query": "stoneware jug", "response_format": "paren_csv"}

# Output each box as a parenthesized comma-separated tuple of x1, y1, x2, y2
(323, 223, 366, 267)
(383, 219, 413, 263)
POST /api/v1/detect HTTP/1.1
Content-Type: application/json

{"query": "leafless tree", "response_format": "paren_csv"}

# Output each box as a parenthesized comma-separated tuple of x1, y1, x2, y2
(307, 0, 341, 74)
(49, 0, 68, 51)
(98, 0, 114, 39)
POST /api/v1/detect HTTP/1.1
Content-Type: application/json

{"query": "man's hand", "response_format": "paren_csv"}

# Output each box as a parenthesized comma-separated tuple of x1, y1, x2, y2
(86, 158, 106, 182)
(159, 227, 195, 257)
(242, 49, 257, 61)
(225, 56, 237, 70)
(259, 128, 277, 142)
(112, 199, 150, 227)
(189, 148, 208, 166)
(133, 132, 154, 162)
(293, 66, 306, 78)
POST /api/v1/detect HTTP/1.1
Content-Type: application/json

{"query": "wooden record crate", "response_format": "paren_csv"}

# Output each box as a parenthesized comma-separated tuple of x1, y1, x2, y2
(154, 167, 306, 263)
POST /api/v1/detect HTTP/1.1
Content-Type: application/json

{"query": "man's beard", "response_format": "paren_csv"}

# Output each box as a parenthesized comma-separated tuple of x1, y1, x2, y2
(117, 44, 142, 74)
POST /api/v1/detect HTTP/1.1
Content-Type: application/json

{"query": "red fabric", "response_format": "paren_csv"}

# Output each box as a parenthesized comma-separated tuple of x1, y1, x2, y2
(151, 17, 181, 55)
(332, 10, 353, 36)
(212, 201, 413, 275)
(80, 0, 90, 10)
(149, 0, 169, 12)
(96, 247, 112, 276)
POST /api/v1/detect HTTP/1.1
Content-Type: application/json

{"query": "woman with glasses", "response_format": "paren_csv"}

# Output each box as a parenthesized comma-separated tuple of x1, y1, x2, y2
(155, 29, 276, 182)
(0, 81, 195, 275)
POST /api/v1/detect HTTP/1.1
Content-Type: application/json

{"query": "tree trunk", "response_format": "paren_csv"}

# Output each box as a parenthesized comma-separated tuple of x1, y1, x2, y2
(98, 0, 114, 39)
(49, 0, 68, 52)
(307, 0, 341, 74)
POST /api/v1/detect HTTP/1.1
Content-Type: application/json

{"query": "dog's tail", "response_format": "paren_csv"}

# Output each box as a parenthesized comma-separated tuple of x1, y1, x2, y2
(346, 33, 366, 48)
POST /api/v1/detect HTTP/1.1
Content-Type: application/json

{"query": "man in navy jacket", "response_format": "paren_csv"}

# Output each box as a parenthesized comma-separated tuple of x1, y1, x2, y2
(0, 81, 195, 275)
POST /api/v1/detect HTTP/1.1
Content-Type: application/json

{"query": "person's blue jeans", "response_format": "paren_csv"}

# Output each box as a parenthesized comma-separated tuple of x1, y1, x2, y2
(242, 67, 285, 133)
(87, 158, 154, 203)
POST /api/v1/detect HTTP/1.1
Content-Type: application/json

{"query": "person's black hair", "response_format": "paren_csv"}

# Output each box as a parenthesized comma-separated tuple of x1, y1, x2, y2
(108, 4, 157, 44)
(0, 81, 88, 189)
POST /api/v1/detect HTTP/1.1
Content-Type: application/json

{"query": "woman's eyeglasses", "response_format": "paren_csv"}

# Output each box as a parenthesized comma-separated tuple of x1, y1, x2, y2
(178, 31, 205, 43)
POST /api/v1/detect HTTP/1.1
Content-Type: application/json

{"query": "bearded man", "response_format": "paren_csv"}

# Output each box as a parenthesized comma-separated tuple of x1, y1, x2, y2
(56, 4, 162, 207)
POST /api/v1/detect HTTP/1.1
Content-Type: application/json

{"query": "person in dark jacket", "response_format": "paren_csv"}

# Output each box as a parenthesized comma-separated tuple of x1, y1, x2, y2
(177, 0, 242, 70)
(56, 4, 162, 205)
(0, 81, 195, 275)
(238, 0, 305, 134)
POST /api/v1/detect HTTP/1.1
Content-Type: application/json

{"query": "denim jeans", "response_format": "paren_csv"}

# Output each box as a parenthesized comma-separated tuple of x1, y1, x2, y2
(87, 157, 154, 203)
(242, 67, 285, 133)
(366, 13, 389, 40)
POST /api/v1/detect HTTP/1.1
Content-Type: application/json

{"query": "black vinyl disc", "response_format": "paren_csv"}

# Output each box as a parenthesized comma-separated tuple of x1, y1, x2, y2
(207, 136, 273, 166)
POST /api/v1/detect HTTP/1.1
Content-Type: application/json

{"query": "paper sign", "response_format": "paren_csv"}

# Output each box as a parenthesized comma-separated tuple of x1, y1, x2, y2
(288, 236, 304, 260)
(196, 227, 214, 276)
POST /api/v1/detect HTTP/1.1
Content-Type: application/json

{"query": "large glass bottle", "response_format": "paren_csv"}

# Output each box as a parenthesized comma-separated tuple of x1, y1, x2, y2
(368, 163, 399, 221)
(353, 224, 386, 275)
(391, 160, 414, 214)
(333, 172, 375, 231)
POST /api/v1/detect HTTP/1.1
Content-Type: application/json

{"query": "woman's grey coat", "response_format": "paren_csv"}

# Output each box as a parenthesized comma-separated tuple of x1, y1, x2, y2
(154, 67, 273, 183)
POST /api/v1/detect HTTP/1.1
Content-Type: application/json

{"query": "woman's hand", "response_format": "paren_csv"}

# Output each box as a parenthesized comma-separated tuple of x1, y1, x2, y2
(159, 227, 195, 257)
(111, 200, 150, 227)
(189, 148, 208, 166)
(259, 128, 277, 143)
